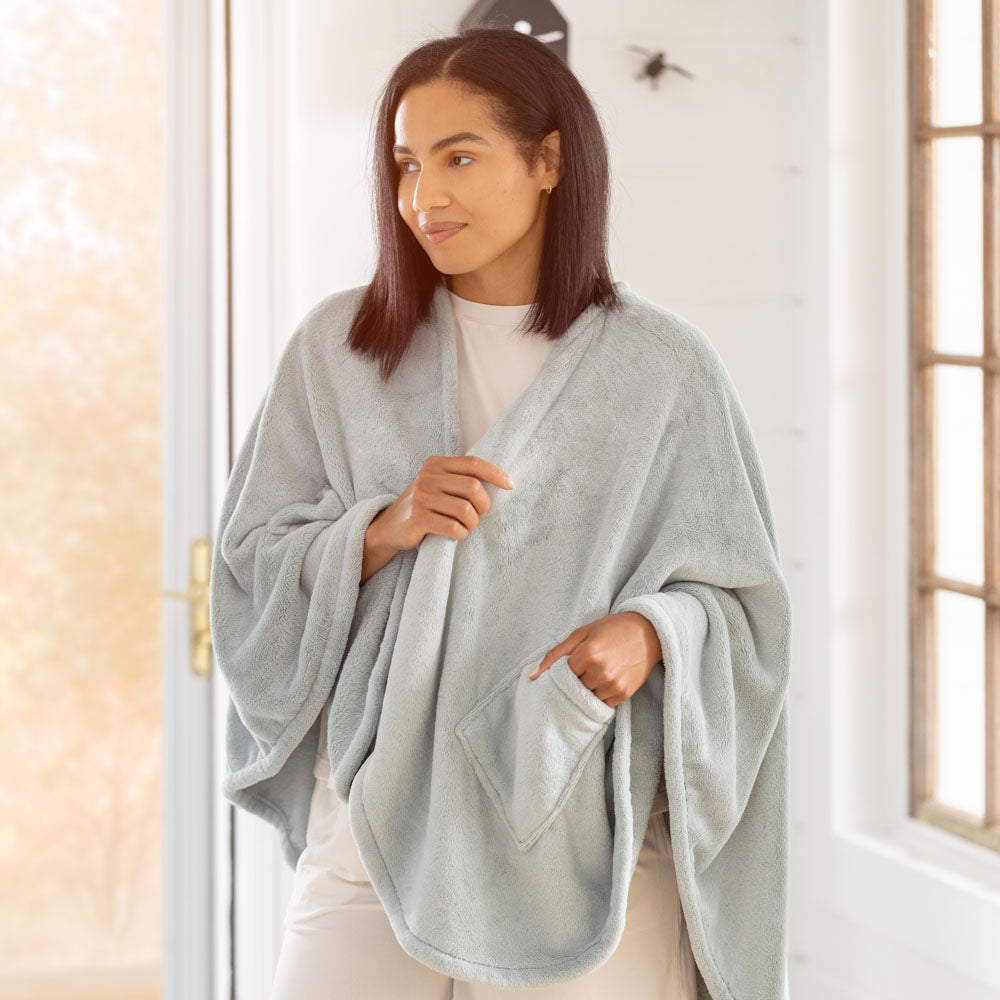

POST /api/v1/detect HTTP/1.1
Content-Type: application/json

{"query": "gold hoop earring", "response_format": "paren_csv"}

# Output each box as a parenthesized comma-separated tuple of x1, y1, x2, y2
(546, 184, 553, 195)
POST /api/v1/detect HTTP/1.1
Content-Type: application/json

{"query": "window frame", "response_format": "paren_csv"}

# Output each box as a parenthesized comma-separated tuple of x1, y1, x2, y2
(908, 0, 1000, 853)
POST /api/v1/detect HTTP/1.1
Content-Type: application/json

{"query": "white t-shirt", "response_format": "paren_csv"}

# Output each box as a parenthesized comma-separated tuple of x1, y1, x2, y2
(313, 288, 668, 815)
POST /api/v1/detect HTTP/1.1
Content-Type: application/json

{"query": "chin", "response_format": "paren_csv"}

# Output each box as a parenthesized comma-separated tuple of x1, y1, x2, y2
(427, 258, 474, 275)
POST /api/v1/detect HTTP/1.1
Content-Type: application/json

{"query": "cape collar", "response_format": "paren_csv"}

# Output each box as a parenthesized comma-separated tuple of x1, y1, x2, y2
(428, 277, 632, 477)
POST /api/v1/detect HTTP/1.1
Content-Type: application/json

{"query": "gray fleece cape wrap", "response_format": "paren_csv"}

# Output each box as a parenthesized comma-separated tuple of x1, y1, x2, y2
(209, 277, 793, 1000)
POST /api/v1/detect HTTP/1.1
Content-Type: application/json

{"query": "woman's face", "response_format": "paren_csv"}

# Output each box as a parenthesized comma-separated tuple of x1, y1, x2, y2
(392, 79, 559, 304)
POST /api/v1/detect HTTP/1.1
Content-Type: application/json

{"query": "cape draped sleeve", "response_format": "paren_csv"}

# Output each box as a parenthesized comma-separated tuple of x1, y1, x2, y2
(208, 317, 398, 818)
(610, 328, 792, 1000)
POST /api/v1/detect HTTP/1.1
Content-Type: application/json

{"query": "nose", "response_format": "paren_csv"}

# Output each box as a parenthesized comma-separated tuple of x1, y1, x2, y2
(410, 169, 450, 214)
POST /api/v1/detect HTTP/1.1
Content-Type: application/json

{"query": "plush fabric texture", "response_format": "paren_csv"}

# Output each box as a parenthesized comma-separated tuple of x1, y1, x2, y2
(209, 275, 793, 999)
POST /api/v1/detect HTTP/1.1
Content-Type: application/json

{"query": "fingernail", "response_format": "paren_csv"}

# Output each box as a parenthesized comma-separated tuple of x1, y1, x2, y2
(506, 475, 516, 489)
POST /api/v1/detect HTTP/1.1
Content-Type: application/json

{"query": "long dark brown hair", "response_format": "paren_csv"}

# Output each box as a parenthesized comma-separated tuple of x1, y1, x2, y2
(348, 25, 624, 383)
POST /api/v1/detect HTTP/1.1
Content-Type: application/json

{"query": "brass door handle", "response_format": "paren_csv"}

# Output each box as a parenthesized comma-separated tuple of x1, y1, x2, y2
(162, 537, 213, 677)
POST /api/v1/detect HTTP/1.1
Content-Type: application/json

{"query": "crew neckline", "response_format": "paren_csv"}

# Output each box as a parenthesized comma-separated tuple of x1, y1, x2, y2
(447, 288, 536, 324)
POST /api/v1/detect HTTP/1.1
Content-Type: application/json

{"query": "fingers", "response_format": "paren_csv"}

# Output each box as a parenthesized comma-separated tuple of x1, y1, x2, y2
(528, 629, 585, 680)
(433, 454, 516, 492)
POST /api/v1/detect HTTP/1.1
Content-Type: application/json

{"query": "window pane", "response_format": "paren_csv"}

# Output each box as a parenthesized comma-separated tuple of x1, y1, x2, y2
(931, 0, 983, 126)
(933, 364, 984, 586)
(0, 1, 164, 994)
(932, 136, 983, 356)
(935, 590, 985, 818)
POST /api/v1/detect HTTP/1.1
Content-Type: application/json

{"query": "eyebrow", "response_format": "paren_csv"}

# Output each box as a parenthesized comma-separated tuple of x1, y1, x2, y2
(392, 131, 493, 156)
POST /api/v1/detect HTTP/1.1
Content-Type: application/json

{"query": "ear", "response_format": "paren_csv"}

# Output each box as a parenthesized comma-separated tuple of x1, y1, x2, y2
(541, 129, 561, 187)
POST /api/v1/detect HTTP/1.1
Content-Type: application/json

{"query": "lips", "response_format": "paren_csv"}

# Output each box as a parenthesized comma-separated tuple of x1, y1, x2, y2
(423, 224, 466, 244)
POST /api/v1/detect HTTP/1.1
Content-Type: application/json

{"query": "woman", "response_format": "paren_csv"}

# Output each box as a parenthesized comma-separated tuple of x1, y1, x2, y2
(210, 26, 792, 1000)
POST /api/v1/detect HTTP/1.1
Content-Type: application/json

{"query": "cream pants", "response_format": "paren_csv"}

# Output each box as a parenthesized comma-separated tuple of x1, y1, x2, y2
(269, 775, 697, 999)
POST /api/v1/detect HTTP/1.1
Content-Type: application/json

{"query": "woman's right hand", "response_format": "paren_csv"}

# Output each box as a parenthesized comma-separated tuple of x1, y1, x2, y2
(370, 454, 517, 555)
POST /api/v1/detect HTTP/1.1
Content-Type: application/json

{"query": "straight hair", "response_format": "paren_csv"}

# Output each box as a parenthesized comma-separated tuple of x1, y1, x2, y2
(347, 25, 624, 383)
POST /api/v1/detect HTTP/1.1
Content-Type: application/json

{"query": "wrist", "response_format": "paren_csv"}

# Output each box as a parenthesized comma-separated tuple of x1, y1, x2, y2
(365, 512, 394, 558)
(360, 512, 396, 585)
(620, 611, 662, 671)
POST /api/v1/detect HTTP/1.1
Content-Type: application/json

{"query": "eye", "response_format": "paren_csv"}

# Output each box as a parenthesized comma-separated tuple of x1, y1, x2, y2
(397, 154, 474, 174)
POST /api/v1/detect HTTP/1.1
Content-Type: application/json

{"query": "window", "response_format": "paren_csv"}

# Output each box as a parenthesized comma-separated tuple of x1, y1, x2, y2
(909, 0, 1000, 851)
(0, 1, 166, 990)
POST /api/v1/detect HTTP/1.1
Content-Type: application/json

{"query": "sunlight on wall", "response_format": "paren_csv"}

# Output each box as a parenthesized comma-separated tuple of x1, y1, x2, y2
(0, 1, 163, 995)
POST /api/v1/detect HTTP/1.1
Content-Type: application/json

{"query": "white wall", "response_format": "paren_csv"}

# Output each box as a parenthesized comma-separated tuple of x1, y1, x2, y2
(823, 0, 1000, 997)
(227, 2, 1000, 997)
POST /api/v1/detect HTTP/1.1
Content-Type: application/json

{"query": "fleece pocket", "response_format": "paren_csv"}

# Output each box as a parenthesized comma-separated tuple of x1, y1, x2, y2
(455, 644, 617, 852)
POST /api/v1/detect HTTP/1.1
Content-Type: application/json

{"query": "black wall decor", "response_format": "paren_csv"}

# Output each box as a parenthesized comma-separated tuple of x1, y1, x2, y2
(460, 0, 568, 64)
(627, 45, 694, 89)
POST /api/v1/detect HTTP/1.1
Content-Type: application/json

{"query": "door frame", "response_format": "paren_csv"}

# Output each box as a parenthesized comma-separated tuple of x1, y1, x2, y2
(202, 2, 296, 999)
(163, 0, 225, 997)
(163, 0, 269, 997)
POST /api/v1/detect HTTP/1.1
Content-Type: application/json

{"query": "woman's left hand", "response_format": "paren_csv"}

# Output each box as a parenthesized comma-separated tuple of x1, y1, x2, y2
(527, 612, 663, 708)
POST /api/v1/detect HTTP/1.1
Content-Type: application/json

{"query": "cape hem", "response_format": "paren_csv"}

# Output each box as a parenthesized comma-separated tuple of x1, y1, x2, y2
(345, 753, 637, 989)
